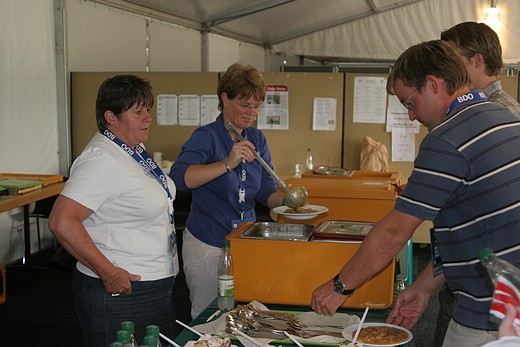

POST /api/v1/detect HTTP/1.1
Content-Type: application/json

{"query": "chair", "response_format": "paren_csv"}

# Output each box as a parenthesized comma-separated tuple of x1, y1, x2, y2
(30, 195, 58, 253)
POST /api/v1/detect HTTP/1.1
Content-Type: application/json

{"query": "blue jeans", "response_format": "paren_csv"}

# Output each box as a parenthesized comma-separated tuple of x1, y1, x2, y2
(72, 268, 175, 347)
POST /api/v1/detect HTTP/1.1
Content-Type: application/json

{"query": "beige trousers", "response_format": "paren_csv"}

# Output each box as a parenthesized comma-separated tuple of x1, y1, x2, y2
(442, 319, 498, 347)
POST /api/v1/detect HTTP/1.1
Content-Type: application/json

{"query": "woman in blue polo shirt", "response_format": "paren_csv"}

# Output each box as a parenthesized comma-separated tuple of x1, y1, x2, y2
(170, 63, 286, 319)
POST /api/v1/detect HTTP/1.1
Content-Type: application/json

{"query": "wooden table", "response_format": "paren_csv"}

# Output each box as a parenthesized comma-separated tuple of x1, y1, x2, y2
(0, 182, 64, 265)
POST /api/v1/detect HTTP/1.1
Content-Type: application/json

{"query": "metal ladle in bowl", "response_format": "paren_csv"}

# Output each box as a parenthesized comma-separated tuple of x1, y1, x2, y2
(225, 123, 308, 209)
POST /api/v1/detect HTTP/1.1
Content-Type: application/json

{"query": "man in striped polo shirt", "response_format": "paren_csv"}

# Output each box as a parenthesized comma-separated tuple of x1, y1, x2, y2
(311, 40, 520, 347)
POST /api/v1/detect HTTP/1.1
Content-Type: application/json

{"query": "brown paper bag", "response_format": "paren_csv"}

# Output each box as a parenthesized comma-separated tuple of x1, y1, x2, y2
(360, 136, 389, 171)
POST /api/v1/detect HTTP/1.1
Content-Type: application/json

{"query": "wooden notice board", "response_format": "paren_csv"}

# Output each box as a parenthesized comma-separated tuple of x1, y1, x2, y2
(70, 71, 344, 179)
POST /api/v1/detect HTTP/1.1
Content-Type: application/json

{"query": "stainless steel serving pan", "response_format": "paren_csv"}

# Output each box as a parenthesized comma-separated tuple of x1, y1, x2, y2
(239, 222, 314, 241)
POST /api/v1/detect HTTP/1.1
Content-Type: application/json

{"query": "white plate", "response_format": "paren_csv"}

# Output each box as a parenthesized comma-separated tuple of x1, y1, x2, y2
(272, 205, 329, 220)
(342, 322, 413, 346)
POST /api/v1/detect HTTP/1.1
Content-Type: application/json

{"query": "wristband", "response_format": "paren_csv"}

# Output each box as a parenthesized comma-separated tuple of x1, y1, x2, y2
(224, 156, 233, 173)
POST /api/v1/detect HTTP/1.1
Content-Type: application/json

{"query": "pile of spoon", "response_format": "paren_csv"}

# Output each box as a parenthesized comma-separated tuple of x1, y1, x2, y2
(225, 304, 344, 340)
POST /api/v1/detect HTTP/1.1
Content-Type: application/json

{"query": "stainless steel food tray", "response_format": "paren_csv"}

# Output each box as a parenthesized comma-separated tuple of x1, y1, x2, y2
(312, 220, 374, 240)
(313, 166, 354, 176)
(239, 222, 314, 241)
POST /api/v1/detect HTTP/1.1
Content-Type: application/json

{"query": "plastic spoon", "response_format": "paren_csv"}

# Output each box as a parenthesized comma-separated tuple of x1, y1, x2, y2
(350, 307, 369, 346)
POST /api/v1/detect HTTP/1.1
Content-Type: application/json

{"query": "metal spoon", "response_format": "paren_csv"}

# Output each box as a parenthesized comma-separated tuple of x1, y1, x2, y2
(240, 305, 344, 337)
(225, 123, 308, 209)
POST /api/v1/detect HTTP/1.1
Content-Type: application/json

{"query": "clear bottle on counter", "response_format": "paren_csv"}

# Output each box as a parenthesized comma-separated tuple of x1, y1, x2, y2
(218, 239, 235, 311)
(294, 163, 302, 178)
(306, 148, 313, 170)
(144, 325, 163, 347)
(120, 321, 138, 347)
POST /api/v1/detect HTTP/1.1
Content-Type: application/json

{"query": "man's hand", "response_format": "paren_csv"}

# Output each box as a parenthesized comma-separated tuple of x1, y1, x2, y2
(311, 279, 348, 315)
(498, 303, 520, 338)
(385, 285, 430, 329)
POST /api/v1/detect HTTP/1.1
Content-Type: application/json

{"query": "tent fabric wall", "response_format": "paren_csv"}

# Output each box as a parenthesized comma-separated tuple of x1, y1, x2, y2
(271, 0, 520, 64)
(0, 0, 59, 263)
(66, 0, 266, 73)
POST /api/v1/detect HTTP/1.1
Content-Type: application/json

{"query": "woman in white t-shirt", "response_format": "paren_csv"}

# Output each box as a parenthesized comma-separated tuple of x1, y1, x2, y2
(49, 75, 178, 347)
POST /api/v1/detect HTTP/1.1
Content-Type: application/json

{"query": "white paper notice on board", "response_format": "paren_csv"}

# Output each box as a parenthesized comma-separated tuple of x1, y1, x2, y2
(201, 94, 219, 126)
(353, 76, 387, 123)
(312, 97, 336, 131)
(386, 95, 420, 133)
(392, 127, 416, 162)
(157, 94, 178, 125)
(179, 94, 201, 126)
(258, 85, 289, 130)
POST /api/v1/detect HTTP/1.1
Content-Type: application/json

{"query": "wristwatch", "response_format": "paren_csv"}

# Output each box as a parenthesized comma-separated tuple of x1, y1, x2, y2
(333, 274, 355, 295)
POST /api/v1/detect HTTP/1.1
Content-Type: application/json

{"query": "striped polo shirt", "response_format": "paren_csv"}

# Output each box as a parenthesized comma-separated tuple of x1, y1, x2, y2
(395, 92, 520, 330)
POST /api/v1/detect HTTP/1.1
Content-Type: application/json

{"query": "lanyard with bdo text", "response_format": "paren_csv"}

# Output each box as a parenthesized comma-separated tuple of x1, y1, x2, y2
(102, 129, 176, 245)
(446, 90, 487, 115)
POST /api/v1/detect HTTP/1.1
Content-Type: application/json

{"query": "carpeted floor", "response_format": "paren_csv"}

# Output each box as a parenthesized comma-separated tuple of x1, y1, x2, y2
(0, 243, 444, 347)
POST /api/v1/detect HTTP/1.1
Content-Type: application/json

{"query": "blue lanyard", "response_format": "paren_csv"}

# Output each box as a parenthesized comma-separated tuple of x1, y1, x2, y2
(446, 91, 487, 115)
(238, 160, 247, 220)
(237, 130, 247, 220)
(101, 129, 176, 231)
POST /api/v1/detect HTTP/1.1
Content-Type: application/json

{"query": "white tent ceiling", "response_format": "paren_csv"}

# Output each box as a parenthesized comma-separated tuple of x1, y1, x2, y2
(96, 0, 520, 65)
(118, 0, 422, 45)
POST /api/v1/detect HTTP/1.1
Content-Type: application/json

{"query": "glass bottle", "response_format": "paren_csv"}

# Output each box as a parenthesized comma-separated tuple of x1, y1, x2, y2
(144, 325, 163, 347)
(294, 163, 302, 178)
(121, 321, 138, 347)
(218, 239, 235, 311)
(306, 148, 313, 170)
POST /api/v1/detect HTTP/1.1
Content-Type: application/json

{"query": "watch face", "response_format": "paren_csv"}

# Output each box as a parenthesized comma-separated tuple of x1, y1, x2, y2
(334, 278, 345, 293)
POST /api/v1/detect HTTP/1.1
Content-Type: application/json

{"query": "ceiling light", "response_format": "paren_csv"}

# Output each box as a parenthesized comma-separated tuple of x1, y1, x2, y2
(484, 0, 502, 22)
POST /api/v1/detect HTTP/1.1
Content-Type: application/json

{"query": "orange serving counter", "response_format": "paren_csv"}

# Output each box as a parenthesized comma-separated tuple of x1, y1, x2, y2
(227, 222, 395, 309)
(279, 171, 400, 224)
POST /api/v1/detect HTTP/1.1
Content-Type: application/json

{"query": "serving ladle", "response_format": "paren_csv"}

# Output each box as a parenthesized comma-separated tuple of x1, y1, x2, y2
(225, 122, 308, 209)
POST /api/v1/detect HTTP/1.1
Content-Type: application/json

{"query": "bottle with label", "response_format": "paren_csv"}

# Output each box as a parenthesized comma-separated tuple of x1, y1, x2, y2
(306, 148, 313, 170)
(120, 321, 138, 347)
(478, 248, 520, 325)
(218, 239, 235, 311)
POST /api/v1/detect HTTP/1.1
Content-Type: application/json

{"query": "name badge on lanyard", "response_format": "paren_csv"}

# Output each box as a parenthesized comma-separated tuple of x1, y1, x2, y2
(430, 228, 443, 277)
